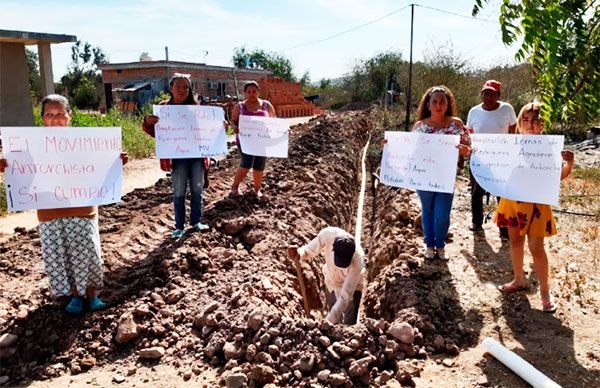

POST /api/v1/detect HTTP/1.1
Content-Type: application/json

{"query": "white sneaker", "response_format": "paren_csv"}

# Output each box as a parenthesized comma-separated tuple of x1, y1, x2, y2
(437, 249, 449, 260)
(424, 248, 436, 260)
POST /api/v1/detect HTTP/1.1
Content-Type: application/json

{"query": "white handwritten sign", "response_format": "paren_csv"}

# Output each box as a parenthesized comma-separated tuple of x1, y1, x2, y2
(1, 127, 123, 211)
(470, 134, 564, 206)
(380, 131, 460, 193)
(237, 115, 290, 158)
(153, 105, 226, 158)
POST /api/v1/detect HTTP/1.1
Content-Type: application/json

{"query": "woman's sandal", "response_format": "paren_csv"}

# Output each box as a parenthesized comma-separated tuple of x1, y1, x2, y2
(497, 282, 525, 293)
(248, 190, 264, 198)
(542, 299, 557, 313)
(65, 296, 84, 314)
(89, 297, 106, 312)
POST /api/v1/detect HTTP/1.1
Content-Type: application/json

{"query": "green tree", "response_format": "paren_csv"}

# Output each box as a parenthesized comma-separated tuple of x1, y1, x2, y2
(232, 46, 295, 81)
(399, 43, 477, 118)
(299, 71, 311, 86)
(473, 0, 600, 126)
(26, 48, 42, 102)
(58, 40, 108, 109)
(72, 76, 100, 110)
(69, 40, 108, 72)
(345, 51, 404, 102)
(319, 78, 332, 89)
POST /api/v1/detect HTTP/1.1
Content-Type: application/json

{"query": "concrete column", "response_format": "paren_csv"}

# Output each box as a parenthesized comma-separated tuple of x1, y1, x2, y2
(0, 42, 34, 125)
(37, 42, 55, 96)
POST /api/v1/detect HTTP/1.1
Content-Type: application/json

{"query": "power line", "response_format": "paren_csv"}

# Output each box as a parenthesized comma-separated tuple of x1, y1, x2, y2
(276, 2, 496, 54)
(415, 4, 496, 24)
(279, 4, 412, 52)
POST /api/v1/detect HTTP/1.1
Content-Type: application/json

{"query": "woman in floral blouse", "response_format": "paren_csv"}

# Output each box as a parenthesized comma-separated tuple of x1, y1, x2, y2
(412, 85, 470, 260)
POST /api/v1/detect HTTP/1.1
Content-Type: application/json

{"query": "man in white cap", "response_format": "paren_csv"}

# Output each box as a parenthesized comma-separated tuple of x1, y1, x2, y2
(287, 227, 365, 324)
(467, 80, 517, 238)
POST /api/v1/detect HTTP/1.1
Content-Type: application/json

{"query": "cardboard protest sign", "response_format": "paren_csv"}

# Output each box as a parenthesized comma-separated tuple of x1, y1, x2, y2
(238, 115, 290, 158)
(153, 105, 226, 158)
(380, 131, 460, 193)
(1, 127, 123, 211)
(470, 134, 564, 206)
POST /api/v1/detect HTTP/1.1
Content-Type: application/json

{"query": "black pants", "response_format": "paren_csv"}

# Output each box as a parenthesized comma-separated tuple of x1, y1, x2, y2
(470, 171, 487, 227)
(326, 290, 362, 324)
(470, 172, 507, 235)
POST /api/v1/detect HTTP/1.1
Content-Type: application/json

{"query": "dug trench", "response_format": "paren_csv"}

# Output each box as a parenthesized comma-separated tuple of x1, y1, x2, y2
(1, 108, 479, 386)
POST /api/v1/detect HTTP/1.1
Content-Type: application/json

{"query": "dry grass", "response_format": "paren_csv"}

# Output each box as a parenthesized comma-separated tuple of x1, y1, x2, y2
(560, 166, 600, 216)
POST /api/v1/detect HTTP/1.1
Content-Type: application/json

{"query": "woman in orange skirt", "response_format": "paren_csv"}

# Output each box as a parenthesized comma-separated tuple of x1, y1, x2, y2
(495, 102, 574, 313)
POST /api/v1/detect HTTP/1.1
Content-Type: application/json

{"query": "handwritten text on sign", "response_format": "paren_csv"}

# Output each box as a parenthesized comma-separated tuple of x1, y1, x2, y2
(153, 105, 226, 158)
(1, 127, 123, 211)
(238, 115, 290, 158)
(380, 131, 460, 193)
(470, 134, 564, 206)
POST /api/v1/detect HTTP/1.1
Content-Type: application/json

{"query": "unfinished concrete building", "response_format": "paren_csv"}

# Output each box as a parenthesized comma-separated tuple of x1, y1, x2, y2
(0, 29, 76, 126)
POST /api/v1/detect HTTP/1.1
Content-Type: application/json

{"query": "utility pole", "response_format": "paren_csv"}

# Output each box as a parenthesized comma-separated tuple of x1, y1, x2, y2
(405, 3, 414, 131)
(383, 74, 389, 111)
(232, 68, 240, 100)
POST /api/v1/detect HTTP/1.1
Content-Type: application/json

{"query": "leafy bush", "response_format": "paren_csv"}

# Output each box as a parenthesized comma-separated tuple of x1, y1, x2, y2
(138, 92, 170, 116)
(72, 76, 100, 110)
(33, 108, 155, 159)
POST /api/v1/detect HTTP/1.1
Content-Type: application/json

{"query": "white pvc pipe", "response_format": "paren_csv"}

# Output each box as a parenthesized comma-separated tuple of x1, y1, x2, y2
(354, 136, 370, 246)
(482, 337, 561, 388)
(353, 135, 370, 326)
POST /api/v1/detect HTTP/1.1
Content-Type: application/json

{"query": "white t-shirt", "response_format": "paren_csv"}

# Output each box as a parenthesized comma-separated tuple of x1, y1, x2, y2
(298, 227, 365, 323)
(466, 102, 517, 134)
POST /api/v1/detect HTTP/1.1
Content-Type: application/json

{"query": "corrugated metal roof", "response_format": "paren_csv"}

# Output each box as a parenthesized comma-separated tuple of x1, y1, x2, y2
(113, 81, 153, 92)
(99, 60, 273, 75)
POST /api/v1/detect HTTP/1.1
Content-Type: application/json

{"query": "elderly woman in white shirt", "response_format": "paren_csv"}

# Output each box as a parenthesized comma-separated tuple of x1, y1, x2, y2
(288, 227, 365, 324)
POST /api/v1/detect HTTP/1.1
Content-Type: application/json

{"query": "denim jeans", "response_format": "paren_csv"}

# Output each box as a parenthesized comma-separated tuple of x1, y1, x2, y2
(417, 190, 454, 249)
(171, 158, 205, 230)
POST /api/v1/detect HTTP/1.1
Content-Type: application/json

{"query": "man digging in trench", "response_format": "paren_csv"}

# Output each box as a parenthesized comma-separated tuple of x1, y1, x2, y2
(287, 227, 365, 324)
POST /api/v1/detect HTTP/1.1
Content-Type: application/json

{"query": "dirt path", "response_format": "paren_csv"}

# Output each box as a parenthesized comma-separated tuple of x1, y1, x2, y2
(0, 158, 166, 240)
(412, 178, 599, 386)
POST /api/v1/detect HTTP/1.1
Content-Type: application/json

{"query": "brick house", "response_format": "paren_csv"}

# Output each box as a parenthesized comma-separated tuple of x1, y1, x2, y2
(99, 60, 272, 111)
(99, 60, 322, 117)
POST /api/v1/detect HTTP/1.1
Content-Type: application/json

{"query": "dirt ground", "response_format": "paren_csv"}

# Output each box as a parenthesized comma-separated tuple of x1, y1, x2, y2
(0, 109, 598, 387)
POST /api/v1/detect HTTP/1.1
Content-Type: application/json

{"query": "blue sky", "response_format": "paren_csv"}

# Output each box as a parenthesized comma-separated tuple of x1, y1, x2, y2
(2, 0, 519, 82)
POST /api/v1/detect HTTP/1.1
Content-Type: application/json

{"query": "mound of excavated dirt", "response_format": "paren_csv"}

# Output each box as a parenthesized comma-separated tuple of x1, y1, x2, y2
(336, 102, 373, 112)
(0, 109, 493, 386)
(363, 184, 482, 355)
